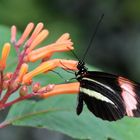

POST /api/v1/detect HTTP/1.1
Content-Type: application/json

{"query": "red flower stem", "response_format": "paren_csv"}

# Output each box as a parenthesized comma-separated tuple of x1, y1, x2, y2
(1, 83, 53, 109)
(14, 44, 20, 56)
(1, 44, 31, 106)
(2, 93, 34, 109)
(10, 50, 26, 82)
(1, 90, 48, 109)
(0, 90, 12, 106)
(0, 85, 20, 106)
(1, 43, 30, 104)
(3, 44, 29, 102)
(10, 42, 29, 83)
(0, 71, 3, 95)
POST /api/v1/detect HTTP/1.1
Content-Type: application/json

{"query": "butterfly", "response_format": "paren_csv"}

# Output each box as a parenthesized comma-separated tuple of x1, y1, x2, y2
(73, 14, 140, 121)
(75, 61, 140, 121)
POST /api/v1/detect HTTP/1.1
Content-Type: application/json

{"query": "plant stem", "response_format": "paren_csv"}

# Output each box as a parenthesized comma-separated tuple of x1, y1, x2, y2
(0, 71, 3, 95)
(0, 84, 51, 109)
(2, 94, 34, 109)
(10, 43, 29, 83)
(0, 85, 20, 107)
(1, 44, 29, 105)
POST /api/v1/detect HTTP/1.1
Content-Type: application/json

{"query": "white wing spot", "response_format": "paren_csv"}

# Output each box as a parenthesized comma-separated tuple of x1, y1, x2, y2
(83, 77, 115, 93)
(80, 87, 115, 105)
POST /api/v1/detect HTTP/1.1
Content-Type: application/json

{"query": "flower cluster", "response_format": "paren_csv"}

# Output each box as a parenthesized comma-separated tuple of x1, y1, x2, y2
(0, 22, 80, 109)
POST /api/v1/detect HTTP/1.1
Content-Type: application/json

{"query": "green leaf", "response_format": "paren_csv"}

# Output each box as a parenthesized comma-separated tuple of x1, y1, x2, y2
(2, 95, 140, 140)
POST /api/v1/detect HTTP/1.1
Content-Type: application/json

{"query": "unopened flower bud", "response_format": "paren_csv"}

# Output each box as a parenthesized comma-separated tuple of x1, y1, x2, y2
(19, 86, 28, 97)
(32, 82, 41, 92)
(2, 80, 10, 90)
(9, 81, 19, 90)
(0, 43, 11, 71)
(11, 25, 17, 44)
(4, 72, 13, 80)
(38, 84, 55, 93)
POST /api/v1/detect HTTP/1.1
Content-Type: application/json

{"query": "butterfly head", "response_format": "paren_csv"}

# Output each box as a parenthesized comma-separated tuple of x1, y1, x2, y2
(75, 61, 88, 80)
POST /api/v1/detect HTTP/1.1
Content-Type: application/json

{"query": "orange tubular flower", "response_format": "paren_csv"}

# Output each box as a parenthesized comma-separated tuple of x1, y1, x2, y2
(27, 29, 49, 52)
(56, 33, 70, 42)
(26, 22, 44, 48)
(16, 22, 34, 47)
(25, 41, 73, 62)
(16, 63, 28, 83)
(24, 33, 73, 62)
(22, 59, 78, 84)
(40, 82, 80, 98)
(0, 22, 81, 111)
(0, 43, 11, 70)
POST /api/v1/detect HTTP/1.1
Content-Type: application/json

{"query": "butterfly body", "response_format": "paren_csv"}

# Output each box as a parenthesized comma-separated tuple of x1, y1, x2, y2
(73, 14, 140, 121)
(76, 61, 140, 121)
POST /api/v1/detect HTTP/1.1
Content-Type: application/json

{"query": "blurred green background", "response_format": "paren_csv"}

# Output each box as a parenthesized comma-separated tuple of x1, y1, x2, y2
(1, 0, 140, 139)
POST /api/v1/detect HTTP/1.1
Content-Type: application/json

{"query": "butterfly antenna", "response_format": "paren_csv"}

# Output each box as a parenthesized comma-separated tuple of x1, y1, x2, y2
(70, 49, 80, 61)
(82, 14, 104, 61)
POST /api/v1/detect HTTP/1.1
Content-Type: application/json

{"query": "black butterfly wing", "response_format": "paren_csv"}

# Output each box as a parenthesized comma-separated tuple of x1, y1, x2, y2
(76, 71, 140, 121)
